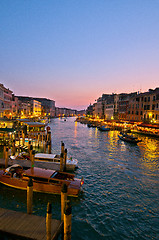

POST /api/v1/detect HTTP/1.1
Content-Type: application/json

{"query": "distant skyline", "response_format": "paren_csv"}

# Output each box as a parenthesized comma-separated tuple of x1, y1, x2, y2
(1, 0, 159, 110)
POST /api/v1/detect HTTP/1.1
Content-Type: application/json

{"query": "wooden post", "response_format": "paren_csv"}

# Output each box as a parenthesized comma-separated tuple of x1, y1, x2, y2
(46, 202, 52, 240)
(31, 150, 35, 172)
(44, 140, 47, 153)
(27, 178, 33, 214)
(64, 200, 72, 240)
(18, 130, 21, 146)
(3, 145, 6, 160)
(38, 133, 40, 148)
(61, 183, 68, 221)
(42, 132, 44, 147)
(60, 153, 64, 171)
(48, 131, 51, 154)
(64, 149, 67, 172)
(28, 140, 31, 153)
(12, 139, 16, 156)
(22, 130, 25, 146)
(61, 142, 65, 155)
(5, 147, 8, 168)
(30, 145, 33, 162)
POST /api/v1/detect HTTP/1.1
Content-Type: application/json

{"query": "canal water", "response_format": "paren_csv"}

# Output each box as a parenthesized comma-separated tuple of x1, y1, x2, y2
(0, 117, 159, 240)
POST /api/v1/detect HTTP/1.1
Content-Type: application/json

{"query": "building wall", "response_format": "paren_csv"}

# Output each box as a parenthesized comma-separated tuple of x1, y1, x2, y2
(128, 88, 159, 123)
(32, 100, 41, 117)
(0, 83, 13, 118)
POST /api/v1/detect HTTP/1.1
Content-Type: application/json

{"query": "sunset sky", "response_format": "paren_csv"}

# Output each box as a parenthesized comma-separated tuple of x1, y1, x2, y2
(1, 0, 159, 110)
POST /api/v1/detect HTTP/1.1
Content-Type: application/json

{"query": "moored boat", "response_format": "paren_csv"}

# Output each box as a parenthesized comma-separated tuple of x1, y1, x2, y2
(98, 126, 110, 131)
(10, 152, 78, 171)
(0, 164, 84, 197)
(118, 133, 142, 144)
(34, 153, 78, 171)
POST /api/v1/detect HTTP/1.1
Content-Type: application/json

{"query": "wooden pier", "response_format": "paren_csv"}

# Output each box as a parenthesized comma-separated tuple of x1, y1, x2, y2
(0, 207, 63, 240)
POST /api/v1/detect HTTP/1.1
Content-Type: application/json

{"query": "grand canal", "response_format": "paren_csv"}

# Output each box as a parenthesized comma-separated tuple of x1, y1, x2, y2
(0, 117, 159, 239)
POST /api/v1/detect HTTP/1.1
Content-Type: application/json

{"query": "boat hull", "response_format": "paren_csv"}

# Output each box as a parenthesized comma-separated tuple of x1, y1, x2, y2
(118, 135, 141, 144)
(0, 168, 81, 197)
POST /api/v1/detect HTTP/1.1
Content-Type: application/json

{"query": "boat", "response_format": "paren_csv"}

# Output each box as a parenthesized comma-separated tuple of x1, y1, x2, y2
(34, 153, 78, 171)
(10, 153, 78, 171)
(98, 126, 110, 131)
(118, 133, 142, 144)
(0, 164, 84, 197)
(10, 152, 30, 160)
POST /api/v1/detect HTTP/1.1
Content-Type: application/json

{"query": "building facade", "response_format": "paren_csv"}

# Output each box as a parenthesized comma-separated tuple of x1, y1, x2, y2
(128, 88, 159, 123)
(0, 83, 13, 118)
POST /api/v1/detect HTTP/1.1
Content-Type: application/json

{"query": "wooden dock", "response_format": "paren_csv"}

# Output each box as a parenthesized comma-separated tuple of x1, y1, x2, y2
(0, 208, 63, 240)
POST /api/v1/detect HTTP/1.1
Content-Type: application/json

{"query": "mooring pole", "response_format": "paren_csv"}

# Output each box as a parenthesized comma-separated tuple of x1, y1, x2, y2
(46, 202, 52, 240)
(27, 178, 33, 214)
(64, 200, 72, 240)
(61, 183, 68, 221)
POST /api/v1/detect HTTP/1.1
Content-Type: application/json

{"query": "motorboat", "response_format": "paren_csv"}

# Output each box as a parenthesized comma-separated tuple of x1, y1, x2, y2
(10, 152, 30, 160)
(10, 152, 78, 171)
(34, 153, 78, 171)
(0, 164, 84, 197)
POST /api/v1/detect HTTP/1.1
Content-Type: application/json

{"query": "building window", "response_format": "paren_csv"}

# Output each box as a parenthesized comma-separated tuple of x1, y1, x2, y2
(144, 97, 147, 102)
(148, 96, 150, 102)
(153, 96, 156, 101)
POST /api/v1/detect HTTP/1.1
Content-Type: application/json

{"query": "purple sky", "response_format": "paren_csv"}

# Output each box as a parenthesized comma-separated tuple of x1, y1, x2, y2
(1, 0, 159, 110)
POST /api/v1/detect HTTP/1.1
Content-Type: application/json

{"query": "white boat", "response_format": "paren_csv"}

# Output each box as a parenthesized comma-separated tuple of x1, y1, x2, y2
(34, 153, 78, 171)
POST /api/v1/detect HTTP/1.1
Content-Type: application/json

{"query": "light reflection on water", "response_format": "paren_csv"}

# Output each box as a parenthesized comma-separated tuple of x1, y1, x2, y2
(0, 117, 159, 240)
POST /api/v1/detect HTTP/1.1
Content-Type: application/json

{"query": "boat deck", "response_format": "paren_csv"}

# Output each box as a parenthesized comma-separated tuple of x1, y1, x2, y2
(0, 208, 63, 240)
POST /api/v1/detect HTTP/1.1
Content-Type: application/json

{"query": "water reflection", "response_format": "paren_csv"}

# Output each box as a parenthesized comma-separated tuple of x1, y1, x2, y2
(1, 117, 158, 240)
(74, 121, 77, 138)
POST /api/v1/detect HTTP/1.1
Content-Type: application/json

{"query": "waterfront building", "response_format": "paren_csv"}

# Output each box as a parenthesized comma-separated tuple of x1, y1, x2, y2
(128, 88, 159, 123)
(93, 97, 104, 118)
(86, 104, 94, 117)
(0, 84, 4, 118)
(55, 107, 76, 117)
(32, 100, 41, 117)
(16, 96, 55, 118)
(0, 83, 13, 118)
(104, 94, 119, 120)
(118, 92, 137, 120)
(76, 109, 86, 116)
(33, 98, 55, 117)
(92, 94, 119, 120)
(12, 95, 19, 118)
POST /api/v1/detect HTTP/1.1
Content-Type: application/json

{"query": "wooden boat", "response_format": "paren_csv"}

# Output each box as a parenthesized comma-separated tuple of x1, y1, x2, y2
(118, 133, 142, 144)
(0, 164, 84, 197)
(34, 153, 78, 171)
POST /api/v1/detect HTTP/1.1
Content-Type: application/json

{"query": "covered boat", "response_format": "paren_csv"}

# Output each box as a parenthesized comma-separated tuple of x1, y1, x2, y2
(10, 153, 78, 171)
(34, 153, 78, 171)
(0, 164, 84, 197)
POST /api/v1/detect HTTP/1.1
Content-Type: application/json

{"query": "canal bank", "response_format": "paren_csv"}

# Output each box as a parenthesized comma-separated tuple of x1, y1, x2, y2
(0, 117, 159, 240)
